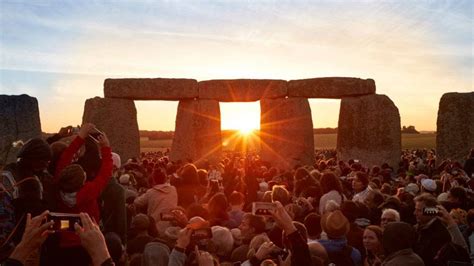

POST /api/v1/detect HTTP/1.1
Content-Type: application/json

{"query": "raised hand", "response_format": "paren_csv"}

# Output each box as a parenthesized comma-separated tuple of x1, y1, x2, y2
(74, 212, 111, 266)
(78, 123, 96, 139)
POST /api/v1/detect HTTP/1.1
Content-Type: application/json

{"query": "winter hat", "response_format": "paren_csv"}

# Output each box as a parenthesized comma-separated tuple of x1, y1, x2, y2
(211, 226, 234, 257)
(421, 179, 437, 192)
(59, 164, 86, 193)
(405, 183, 420, 196)
(131, 214, 150, 231)
(112, 152, 121, 169)
(17, 138, 52, 161)
(321, 210, 350, 239)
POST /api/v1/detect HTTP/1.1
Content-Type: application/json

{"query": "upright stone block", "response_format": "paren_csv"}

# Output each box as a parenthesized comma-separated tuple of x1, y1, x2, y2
(171, 100, 221, 164)
(0, 95, 42, 164)
(199, 79, 287, 102)
(260, 97, 314, 169)
(288, 77, 375, 98)
(104, 78, 198, 100)
(82, 97, 140, 162)
(337, 94, 401, 168)
(436, 92, 474, 165)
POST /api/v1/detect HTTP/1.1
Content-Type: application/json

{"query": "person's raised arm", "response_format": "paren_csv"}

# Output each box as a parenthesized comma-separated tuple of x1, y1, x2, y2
(77, 133, 113, 203)
(54, 123, 96, 179)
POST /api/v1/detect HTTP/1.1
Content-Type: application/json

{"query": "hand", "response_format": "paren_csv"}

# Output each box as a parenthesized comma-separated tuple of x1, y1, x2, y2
(172, 209, 189, 227)
(74, 213, 111, 266)
(58, 126, 73, 138)
(270, 201, 297, 235)
(175, 228, 192, 249)
(437, 205, 456, 227)
(278, 250, 292, 266)
(195, 246, 214, 266)
(255, 241, 278, 260)
(98, 133, 110, 148)
(78, 123, 96, 139)
(9, 211, 54, 264)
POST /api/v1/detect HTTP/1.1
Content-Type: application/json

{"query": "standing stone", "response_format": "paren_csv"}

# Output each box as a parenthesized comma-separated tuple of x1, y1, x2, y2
(171, 99, 221, 164)
(436, 92, 474, 165)
(82, 97, 139, 162)
(0, 95, 42, 164)
(337, 94, 401, 168)
(288, 77, 375, 98)
(260, 97, 314, 169)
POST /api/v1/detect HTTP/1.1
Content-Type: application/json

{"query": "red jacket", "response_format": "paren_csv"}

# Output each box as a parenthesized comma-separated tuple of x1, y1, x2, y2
(54, 136, 113, 247)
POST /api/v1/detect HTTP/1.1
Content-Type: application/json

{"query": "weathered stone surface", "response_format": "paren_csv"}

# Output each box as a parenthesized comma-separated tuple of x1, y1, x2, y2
(288, 77, 375, 98)
(199, 79, 287, 102)
(436, 92, 474, 165)
(260, 97, 314, 169)
(82, 97, 140, 161)
(337, 94, 401, 168)
(171, 100, 221, 164)
(0, 95, 42, 164)
(104, 78, 198, 100)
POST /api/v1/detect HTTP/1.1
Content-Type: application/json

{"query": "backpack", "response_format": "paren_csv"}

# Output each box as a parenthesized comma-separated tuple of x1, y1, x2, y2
(327, 244, 355, 266)
(434, 241, 471, 266)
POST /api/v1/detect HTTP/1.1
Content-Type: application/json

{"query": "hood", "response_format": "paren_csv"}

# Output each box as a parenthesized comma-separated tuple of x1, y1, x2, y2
(152, 183, 175, 194)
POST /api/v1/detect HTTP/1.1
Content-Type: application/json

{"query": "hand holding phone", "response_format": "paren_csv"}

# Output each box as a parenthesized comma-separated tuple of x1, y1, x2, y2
(47, 212, 82, 232)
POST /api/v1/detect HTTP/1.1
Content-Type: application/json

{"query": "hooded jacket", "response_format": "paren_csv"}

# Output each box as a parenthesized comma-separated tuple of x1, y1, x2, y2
(134, 183, 178, 229)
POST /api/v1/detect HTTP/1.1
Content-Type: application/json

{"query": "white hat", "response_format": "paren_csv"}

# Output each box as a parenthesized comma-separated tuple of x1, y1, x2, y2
(111, 152, 121, 169)
(437, 192, 449, 202)
(405, 183, 420, 195)
(119, 174, 130, 184)
(421, 179, 437, 192)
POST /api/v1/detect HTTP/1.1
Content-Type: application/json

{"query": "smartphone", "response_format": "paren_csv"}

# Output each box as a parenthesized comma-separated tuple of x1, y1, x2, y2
(47, 212, 81, 232)
(89, 127, 104, 143)
(191, 227, 213, 241)
(160, 212, 176, 221)
(422, 207, 439, 216)
(252, 202, 276, 216)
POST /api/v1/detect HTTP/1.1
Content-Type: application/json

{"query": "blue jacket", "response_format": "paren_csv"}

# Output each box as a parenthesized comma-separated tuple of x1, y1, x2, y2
(319, 237, 362, 265)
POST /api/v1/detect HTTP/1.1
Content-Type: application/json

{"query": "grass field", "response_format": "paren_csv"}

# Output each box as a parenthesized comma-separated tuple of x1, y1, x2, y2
(140, 133, 437, 152)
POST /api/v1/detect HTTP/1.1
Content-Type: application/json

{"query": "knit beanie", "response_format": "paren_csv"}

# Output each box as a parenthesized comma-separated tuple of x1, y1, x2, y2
(59, 164, 86, 193)
(17, 138, 52, 161)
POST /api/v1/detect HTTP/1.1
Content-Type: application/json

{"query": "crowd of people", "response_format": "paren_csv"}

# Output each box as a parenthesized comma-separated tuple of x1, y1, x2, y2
(1, 123, 474, 266)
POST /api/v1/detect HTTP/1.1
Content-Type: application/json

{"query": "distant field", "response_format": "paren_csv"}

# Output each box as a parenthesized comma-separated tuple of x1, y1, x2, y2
(140, 133, 436, 152)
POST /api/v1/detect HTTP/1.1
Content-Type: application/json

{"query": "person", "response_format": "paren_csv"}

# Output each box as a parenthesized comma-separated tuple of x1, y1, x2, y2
(413, 193, 466, 265)
(175, 164, 200, 209)
(319, 210, 362, 265)
(382, 222, 424, 266)
(380, 209, 400, 229)
(463, 148, 474, 178)
(363, 225, 384, 266)
(227, 191, 245, 228)
(319, 172, 345, 214)
(46, 124, 113, 265)
(231, 213, 266, 262)
(352, 172, 371, 203)
(132, 167, 178, 235)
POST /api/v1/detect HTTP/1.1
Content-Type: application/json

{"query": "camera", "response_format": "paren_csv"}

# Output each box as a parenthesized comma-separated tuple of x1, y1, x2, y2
(252, 202, 276, 216)
(270, 248, 289, 260)
(191, 227, 213, 241)
(47, 212, 82, 232)
(88, 127, 104, 143)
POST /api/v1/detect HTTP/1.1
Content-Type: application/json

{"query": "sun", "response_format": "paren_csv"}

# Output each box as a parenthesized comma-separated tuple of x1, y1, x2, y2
(239, 127, 255, 135)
